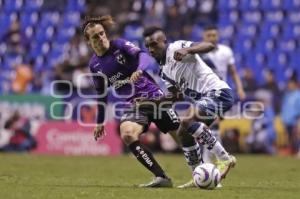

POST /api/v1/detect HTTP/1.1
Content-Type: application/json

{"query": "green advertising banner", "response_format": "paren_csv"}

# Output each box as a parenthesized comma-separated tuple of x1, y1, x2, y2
(0, 94, 63, 121)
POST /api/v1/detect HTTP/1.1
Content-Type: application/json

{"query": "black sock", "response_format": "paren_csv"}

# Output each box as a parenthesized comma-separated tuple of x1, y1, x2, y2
(128, 141, 167, 178)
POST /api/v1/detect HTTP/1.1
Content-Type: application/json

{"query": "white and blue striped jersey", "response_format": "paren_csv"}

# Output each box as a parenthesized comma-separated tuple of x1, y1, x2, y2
(160, 40, 230, 98)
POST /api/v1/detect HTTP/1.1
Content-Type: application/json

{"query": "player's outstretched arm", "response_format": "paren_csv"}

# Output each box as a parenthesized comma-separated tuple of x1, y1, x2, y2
(174, 42, 215, 61)
(229, 64, 246, 100)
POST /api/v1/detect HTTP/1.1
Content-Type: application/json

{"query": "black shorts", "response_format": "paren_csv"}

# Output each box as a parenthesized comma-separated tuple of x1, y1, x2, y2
(120, 103, 180, 133)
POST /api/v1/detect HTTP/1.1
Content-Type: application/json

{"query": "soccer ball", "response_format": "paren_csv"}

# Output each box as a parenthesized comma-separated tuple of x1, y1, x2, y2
(193, 163, 221, 189)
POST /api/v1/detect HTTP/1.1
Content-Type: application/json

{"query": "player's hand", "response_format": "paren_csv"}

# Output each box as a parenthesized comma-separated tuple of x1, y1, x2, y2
(237, 89, 246, 101)
(130, 70, 143, 83)
(174, 48, 189, 61)
(93, 124, 106, 141)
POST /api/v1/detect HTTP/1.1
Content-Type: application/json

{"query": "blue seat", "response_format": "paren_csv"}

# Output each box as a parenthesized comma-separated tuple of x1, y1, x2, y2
(3, 54, 23, 70)
(24, 26, 35, 39)
(219, 38, 233, 47)
(239, 0, 260, 11)
(218, 0, 238, 10)
(282, 24, 300, 39)
(234, 37, 255, 53)
(218, 24, 236, 40)
(233, 52, 245, 67)
(190, 25, 203, 41)
(0, 14, 11, 38)
(40, 12, 61, 27)
(219, 11, 240, 25)
(265, 11, 284, 24)
(23, 0, 43, 12)
(255, 38, 277, 54)
(3, 0, 23, 12)
(237, 24, 258, 39)
(261, 0, 282, 10)
(56, 27, 75, 43)
(29, 42, 51, 58)
(283, 0, 300, 10)
(49, 49, 64, 68)
(278, 38, 298, 53)
(267, 52, 289, 69)
(287, 11, 300, 24)
(63, 11, 81, 27)
(268, 51, 289, 83)
(20, 12, 39, 29)
(123, 24, 143, 41)
(242, 11, 262, 25)
(259, 23, 281, 39)
(65, 0, 86, 12)
(35, 26, 55, 42)
(244, 52, 264, 82)
(33, 56, 46, 72)
(290, 51, 300, 68)
(274, 64, 287, 83)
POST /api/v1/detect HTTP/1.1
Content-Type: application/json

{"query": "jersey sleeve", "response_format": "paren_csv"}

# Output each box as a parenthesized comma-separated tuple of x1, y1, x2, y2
(117, 39, 142, 58)
(169, 40, 196, 63)
(171, 40, 193, 51)
(226, 47, 235, 65)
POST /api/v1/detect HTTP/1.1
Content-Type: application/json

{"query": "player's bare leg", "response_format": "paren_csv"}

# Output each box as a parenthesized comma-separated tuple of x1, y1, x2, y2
(120, 121, 172, 188)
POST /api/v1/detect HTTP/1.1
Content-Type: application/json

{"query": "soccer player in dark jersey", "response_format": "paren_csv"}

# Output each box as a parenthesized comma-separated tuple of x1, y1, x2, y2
(82, 16, 201, 187)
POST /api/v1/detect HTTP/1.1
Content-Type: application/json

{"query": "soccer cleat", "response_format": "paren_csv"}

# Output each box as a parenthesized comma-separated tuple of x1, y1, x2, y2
(217, 155, 237, 179)
(138, 176, 173, 188)
(216, 183, 223, 188)
(177, 179, 196, 188)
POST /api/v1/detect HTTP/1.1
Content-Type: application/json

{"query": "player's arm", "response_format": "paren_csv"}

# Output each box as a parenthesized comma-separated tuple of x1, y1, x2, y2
(228, 64, 246, 100)
(91, 70, 108, 141)
(119, 39, 152, 82)
(130, 52, 152, 82)
(174, 42, 216, 61)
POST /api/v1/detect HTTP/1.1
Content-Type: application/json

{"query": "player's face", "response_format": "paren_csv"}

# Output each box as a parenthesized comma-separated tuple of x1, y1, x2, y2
(203, 29, 219, 44)
(86, 24, 110, 54)
(144, 35, 166, 62)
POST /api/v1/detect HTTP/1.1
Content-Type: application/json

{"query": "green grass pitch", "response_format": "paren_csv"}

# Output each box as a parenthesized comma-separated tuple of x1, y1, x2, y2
(0, 154, 299, 199)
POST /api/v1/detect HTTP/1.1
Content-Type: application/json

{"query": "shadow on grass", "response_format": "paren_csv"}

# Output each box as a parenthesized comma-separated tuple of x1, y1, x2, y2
(21, 184, 175, 189)
(21, 184, 142, 189)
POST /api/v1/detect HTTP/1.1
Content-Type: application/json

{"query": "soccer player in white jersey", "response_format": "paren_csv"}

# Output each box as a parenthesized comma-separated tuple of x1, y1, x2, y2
(200, 25, 246, 165)
(142, 27, 236, 188)
(202, 25, 245, 99)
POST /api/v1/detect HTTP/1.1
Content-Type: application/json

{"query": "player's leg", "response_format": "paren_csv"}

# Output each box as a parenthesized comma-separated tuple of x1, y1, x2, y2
(154, 106, 202, 171)
(169, 129, 202, 171)
(178, 107, 230, 163)
(182, 90, 236, 176)
(120, 110, 172, 187)
(201, 121, 221, 164)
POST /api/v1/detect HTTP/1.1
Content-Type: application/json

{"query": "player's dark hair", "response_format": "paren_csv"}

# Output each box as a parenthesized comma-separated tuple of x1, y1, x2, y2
(204, 25, 218, 31)
(82, 15, 114, 40)
(143, 26, 164, 37)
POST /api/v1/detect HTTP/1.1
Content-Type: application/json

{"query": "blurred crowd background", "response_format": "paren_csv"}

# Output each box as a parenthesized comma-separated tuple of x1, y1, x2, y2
(0, 0, 300, 157)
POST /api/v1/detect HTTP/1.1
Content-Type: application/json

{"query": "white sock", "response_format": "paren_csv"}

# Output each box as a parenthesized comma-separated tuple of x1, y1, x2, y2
(182, 143, 201, 171)
(209, 141, 230, 161)
(188, 122, 229, 161)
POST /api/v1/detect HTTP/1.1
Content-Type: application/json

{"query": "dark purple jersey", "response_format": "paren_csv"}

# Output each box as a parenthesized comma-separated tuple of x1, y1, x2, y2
(88, 38, 163, 123)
